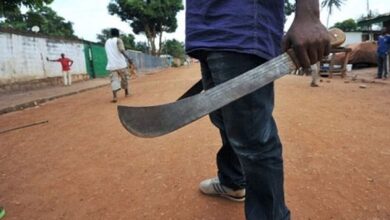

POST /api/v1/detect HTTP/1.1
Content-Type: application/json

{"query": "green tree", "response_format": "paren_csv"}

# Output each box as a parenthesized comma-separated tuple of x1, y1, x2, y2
(161, 39, 184, 60)
(108, 0, 184, 56)
(0, 0, 53, 18)
(134, 41, 149, 53)
(0, 6, 75, 38)
(321, 0, 346, 28)
(284, 0, 296, 17)
(97, 28, 136, 49)
(332, 18, 359, 31)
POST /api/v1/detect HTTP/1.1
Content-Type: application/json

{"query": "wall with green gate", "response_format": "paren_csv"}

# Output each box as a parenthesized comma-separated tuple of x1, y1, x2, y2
(84, 43, 170, 78)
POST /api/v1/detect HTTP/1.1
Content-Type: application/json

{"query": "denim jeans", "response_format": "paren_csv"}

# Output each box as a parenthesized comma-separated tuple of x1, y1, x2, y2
(377, 54, 388, 78)
(199, 51, 290, 220)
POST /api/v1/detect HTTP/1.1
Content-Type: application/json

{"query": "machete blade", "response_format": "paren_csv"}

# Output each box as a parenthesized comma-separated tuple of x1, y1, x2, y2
(177, 79, 203, 100)
(118, 52, 296, 138)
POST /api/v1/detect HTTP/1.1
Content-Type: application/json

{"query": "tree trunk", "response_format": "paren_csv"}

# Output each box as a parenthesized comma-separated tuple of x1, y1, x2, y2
(158, 31, 163, 56)
(144, 24, 157, 55)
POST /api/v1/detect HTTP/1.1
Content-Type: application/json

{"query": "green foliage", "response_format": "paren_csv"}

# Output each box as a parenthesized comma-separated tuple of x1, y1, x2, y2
(108, 0, 184, 56)
(0, 6, 75, 38)
(134, 41, 149, 53)
(161, 39, 184, 60)
(1, 0, 53, 18)
(97, 28, 137, 49)
(332, 19, 359, 32)
(284, 0, 295, 17)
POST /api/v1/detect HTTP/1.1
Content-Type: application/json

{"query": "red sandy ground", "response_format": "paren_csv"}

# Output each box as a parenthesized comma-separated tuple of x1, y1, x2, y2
(0, 64, 389, 220)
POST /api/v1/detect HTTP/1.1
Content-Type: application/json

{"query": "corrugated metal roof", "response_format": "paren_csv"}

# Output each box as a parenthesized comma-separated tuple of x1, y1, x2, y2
(357, 12, 390, 26)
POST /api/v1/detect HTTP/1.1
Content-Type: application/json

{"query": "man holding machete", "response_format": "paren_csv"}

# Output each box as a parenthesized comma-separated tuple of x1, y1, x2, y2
(185, 0, 330, 219)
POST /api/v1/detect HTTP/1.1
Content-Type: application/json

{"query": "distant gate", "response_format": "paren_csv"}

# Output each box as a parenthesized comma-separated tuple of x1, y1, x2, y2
(84, 43, 108, 78)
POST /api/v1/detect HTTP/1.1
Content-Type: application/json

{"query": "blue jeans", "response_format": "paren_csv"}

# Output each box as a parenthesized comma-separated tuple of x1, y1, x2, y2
(199, 51, 290, 220)
(377, 54, 388, 78)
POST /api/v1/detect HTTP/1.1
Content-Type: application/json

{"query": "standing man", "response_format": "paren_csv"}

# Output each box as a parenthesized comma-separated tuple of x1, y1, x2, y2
(376, 27, 390, 79)
(105, 28, 134, 103)
(186, 1, 330, 219)
(47, 53, 74, 86)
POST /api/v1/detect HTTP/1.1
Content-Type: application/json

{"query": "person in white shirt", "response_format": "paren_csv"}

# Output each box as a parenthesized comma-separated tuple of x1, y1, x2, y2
(105, 28, 134, 103)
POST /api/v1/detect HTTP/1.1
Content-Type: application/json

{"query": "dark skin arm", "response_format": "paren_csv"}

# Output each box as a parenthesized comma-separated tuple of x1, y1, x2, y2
(117, 38, 134, 65)
(46, 57, 57, 62)
(283, 0, 331, 69)
(121, 51, 134, 65)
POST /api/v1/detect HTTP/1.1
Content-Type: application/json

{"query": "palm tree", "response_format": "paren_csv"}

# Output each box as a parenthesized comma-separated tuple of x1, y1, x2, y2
(321, 0, 346, 28)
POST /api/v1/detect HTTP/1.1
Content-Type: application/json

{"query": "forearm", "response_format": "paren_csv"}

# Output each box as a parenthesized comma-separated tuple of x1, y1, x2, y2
(295, 0, 320, 19)
(121, 51, 133, 64)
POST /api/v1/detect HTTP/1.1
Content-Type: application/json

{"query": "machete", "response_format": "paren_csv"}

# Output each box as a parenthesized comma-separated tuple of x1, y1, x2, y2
(177, 79, 203, 101)
(118, 50, 299, 138)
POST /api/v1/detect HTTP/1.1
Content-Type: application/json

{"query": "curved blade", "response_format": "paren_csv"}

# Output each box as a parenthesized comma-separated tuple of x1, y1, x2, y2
(118, 52, 296, 138)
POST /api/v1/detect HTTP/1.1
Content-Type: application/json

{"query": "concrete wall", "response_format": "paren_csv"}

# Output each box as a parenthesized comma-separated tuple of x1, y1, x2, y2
(126, 50, 170, 73)
(343, 32, 363, 46)
(0, 32, 87, 84)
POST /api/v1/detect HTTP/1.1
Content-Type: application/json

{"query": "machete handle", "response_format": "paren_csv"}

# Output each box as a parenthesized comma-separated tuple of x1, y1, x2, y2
(286, 49, 300, 69)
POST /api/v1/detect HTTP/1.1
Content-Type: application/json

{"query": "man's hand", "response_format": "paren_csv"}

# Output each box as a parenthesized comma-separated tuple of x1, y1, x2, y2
(283, 1, 330, 69)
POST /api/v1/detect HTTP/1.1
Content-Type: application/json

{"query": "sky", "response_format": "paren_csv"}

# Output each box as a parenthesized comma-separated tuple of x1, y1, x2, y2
(48, 0, 390, 43)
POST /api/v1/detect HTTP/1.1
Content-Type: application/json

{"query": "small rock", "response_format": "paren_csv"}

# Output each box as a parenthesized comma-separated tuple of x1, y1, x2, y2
(344, 81, 350, 83)
(359, 84, 367, 89)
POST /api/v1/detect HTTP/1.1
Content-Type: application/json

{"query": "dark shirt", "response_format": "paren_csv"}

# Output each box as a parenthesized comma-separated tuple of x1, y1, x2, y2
(377, 34, 390, 57)
(185, 0, 285, 60)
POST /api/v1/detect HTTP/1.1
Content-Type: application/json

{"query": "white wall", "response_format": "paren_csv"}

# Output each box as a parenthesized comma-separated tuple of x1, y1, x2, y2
(0, 32, 87, 84)
(343, 32, 363, 46)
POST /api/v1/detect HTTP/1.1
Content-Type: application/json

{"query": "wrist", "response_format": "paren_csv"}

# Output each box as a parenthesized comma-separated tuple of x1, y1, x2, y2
(295, 0, 320, 19)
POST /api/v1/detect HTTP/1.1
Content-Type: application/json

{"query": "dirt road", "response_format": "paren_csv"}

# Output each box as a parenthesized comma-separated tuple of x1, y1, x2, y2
(0, 65, 389, 220)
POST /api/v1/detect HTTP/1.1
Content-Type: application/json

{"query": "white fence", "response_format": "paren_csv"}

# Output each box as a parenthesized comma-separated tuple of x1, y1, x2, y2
(0, 31, 87, 84)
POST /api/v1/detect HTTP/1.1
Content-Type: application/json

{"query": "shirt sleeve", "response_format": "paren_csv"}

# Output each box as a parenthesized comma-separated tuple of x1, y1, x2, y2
(117, 38, 126, 52)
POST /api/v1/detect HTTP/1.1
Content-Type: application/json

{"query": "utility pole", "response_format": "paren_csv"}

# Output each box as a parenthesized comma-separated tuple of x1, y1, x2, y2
(367, 0, 371, 18)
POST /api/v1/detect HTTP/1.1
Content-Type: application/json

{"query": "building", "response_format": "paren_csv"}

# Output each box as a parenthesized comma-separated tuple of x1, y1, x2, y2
(357, 12, 390, 41)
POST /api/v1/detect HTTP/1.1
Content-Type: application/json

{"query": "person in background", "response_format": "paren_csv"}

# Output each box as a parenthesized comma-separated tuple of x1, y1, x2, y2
(185, 0, 330, 219)
(105, 28, 134, 103)
(376, 27, 390, 79)
(47, 53, 74, 86)
(310, 62, 321, 87)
